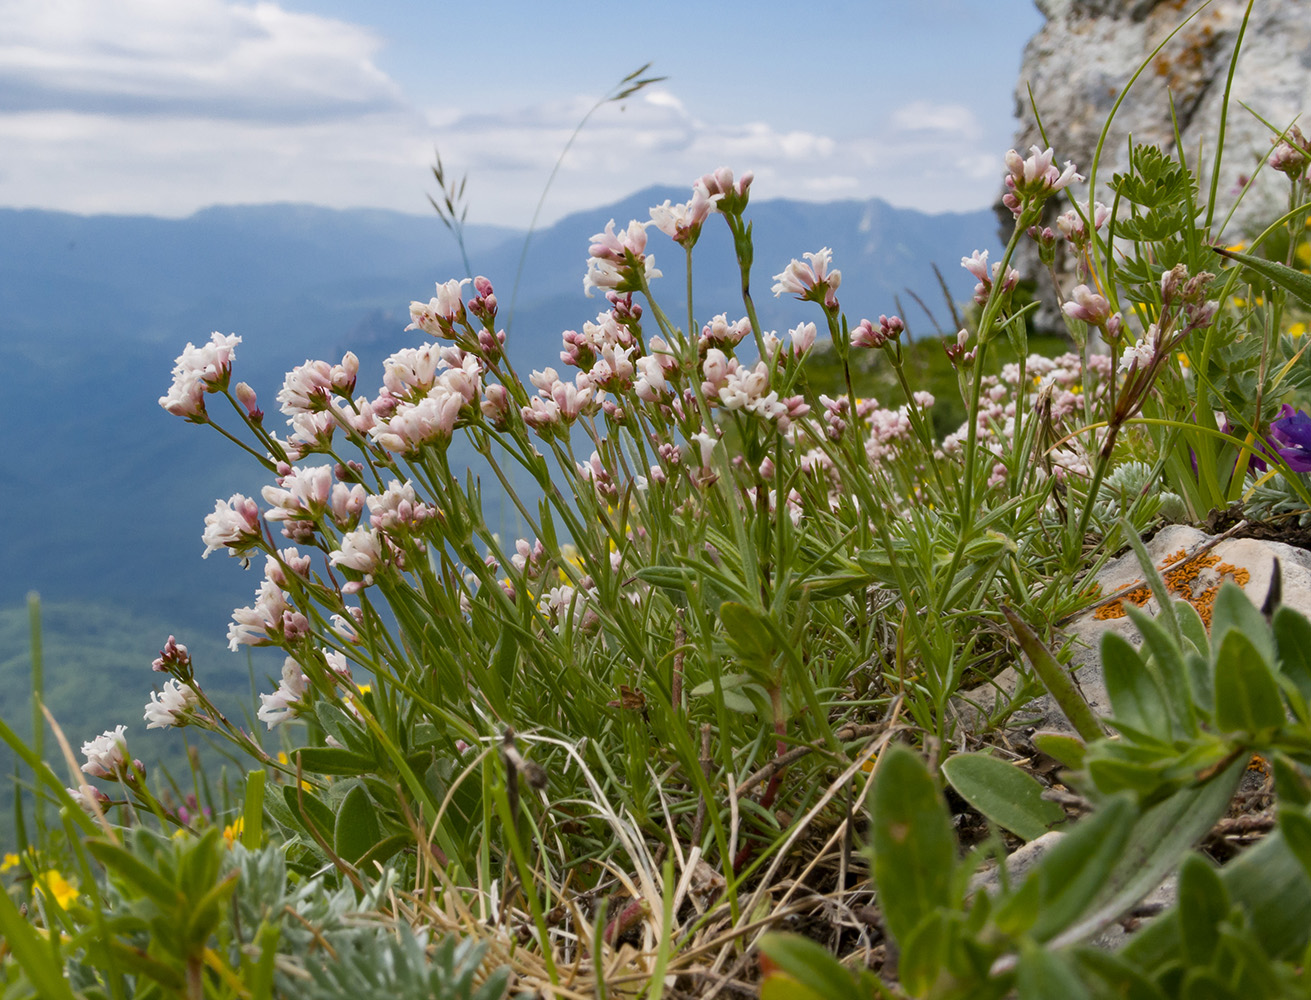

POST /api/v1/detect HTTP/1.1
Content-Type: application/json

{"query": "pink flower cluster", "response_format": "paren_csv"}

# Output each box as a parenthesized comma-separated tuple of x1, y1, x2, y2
(159, 332, 241, 419)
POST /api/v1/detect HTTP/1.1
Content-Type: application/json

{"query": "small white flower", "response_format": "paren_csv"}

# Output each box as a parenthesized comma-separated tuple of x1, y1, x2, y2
(144, 679, 198, 730)
(81, 726, 129, 778)
(256, 659, 309, 729)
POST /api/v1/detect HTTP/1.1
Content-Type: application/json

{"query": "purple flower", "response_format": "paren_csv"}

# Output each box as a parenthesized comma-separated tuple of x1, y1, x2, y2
(1272, 405, 1311, 472)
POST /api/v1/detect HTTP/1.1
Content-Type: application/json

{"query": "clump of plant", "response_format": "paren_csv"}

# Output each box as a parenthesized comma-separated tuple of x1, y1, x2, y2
(9, 4, 1311, 995)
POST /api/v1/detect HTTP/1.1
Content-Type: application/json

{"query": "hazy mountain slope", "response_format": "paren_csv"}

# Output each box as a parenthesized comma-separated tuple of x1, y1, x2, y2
(0, 192, 1001, 703)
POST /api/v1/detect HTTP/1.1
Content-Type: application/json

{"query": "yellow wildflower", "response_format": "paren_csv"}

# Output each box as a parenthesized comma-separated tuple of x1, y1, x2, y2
(38, 870, 78, 908)
(1290, 322, 1307, 338)
(0, 852, 19, 873)
(222, 816, 244, 848)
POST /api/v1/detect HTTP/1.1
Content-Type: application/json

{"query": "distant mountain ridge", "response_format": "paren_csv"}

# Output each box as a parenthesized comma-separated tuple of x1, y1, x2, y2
(0, 189, 1001, 641)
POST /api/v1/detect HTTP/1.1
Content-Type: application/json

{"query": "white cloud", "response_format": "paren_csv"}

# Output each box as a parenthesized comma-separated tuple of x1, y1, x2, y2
(0, 1, 1012, 224)
(890, 101, 981, 138)
(0, 0, 404, 120)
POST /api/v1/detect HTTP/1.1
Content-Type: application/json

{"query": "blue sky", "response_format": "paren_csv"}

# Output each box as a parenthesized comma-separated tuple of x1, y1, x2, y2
(0, 0, 1045, 225)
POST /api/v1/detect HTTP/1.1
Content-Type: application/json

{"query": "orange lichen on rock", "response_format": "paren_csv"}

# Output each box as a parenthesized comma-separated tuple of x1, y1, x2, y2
(1091, 548, 1250, 628)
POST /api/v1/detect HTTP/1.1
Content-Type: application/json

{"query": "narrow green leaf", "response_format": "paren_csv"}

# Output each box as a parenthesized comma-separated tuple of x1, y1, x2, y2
(183, 869, 239, 951)
(868, 744, 956, 946)
(242, 769, 265, 849)
(942, 752, 1065, 841)
(1215, 246, 1311, 309)
(246, 920, 282, 1000)
(1002, 606, 1104, 743)
(1214, 631, 1285, 734)
(1121, 521, 1181, 644)
(757, 933, 864, 1000)
(101, 936, 187, 991)
(0, 874, 79, 1000)
(85, 839, 176, 908)
(1176, 854, 1229, 966)
(334, 783, 381, 865)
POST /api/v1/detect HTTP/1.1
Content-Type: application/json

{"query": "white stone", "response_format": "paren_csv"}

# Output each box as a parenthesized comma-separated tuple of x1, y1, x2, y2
(955, 526, 1308, 735)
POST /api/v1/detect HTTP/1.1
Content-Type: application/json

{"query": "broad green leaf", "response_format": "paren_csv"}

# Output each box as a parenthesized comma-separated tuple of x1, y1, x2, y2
(1025, 795, 1134, 942)
(718, 601, 779, 680)
(356, 832, 412, 870)
(283, 784, 334, 842)
(868, 744, 956, 946)
(757, 933, 864, 1000)
(1072, 949, 1168, 1000)
(1032, 731, 1086, 771)
(942, 752, 1065, 841)
(1215, 246, 1311, 310)
(296, 746, 376, 776)
(1210, 581, 1274, 664)
(1278, 808, 1311, 883)
(1175, 598, 1210, 658)
(334, 783, 381, 865)
(1101, 630, 1171, 742)
(1214, 631, 1285, 735)
(314, 701, 373, 755)
(1124, 603, 1195, 737)
(1017, 941, 1092, 1000)
(1176, 854, 1229, 967)
(689, 673, 761, 714)
(1179, 969, 1240, 1000)
(1086, 756, 1170, 796)
(1065, 760, 1243, 946)
(634, 565, 693, 595)
(898, 913, 954, 998)
(1274, 754, 1311, 808)
(1186, 650, 1214, 719)
(1122, 827, 1311, 968)
(1274, 605, 1311, 706)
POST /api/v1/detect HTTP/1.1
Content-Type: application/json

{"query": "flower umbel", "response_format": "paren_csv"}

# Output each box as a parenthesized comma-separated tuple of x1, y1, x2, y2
(772, 247, 841, 309)
(81, 726, 130, 779)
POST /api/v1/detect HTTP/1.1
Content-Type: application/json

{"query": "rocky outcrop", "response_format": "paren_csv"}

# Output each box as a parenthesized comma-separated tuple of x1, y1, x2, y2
(1006, 0, 1311, 329)
(955, 523, 1311, 736)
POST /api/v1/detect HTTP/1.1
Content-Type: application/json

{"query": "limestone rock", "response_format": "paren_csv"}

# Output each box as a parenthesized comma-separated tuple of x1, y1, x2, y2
(1004, 0, 1311, 329)
(956, 525, 1311, 736)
